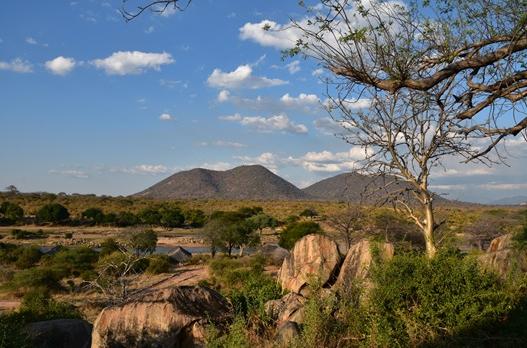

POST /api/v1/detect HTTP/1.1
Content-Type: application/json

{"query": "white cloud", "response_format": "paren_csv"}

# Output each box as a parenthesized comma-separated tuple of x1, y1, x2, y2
(220, 113, 308, 134)
(478, 183, 527, 191)
(48, 169, 88, 179)
(285, 60, 301, 74)
(159, 113, 174, 121)
(200, 140, 247, 148)
(207, 64, 287, 89)
(217, 89, 230, 102)
(45, 56, 76, 75)
(235, 152, 280, 171)
(239, 20, 301, 49)
(91, 51, 174, 75)
(200, 162, 233, 171)
(0, 58, 33, 73)
(25, 37, 37, 45)
(434, 167, 494, 178)
(145, 26, 155, 34)
(280, 93, 319, 107)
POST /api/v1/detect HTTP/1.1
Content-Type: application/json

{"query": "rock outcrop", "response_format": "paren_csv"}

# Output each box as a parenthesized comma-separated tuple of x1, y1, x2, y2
(334, 240, 394, 290)
(274, 321, 300, 346)
(479, 234, 527, 277)
(278, 234, 341, 294)
(26, 319, 92, 348)
(265, 292, 306, 325)
(91, 286, 232, 348)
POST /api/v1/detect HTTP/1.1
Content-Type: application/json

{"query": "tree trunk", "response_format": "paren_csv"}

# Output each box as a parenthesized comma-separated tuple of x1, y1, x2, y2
(423, 200, 437, 259)
(239, 245, 245, 257)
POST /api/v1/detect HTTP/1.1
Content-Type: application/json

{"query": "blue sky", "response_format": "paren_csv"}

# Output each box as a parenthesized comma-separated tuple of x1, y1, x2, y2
(0, 0, 526, 203)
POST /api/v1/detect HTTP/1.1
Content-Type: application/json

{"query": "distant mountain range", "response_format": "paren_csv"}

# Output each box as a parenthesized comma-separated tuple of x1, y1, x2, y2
(490, 196, 527, 206)
(135, 165, 460, 205)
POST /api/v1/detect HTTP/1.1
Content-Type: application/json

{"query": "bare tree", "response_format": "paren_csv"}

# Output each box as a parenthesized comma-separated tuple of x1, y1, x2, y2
(326, 204, 366, 250)
(290, 0, 527, 158)
(328, 87, 482, 258)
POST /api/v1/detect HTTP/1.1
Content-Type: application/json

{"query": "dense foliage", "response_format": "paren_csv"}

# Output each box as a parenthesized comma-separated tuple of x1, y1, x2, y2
(278, 221, 323, 249)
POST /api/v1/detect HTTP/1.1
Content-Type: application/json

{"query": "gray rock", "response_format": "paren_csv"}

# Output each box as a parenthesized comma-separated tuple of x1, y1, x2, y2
(26, 319, 92, 348)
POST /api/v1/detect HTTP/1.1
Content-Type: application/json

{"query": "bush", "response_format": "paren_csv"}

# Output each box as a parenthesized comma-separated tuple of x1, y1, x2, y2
(185, 209, 206, 228)
(10, 229, 46, 240)
(0, 313, 30, 348)
(36, 203, 69, 223)
(146, 254, 172, 274)
(9, 267, 63, 293)
(209, 256, 281, 319)
(160, 207, 185, 228)
(44, 246, 99, 278)
(99, 238, 120, 256)
(130, 230, 158, 255)
(366, 250, 515, 346)
(18, 289, 81, 322)
(14, 246, 42, 269)
(81, 207, 105, 224)
(278, 221, 323, 249)
(0, 201, 24, 225)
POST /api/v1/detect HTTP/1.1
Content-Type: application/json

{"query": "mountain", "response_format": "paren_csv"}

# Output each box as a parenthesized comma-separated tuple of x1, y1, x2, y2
(490, 196, 527, 206)
(302, 172, 456, 205)
(134, 165, 310, 200)
(302, 172, 403, 202)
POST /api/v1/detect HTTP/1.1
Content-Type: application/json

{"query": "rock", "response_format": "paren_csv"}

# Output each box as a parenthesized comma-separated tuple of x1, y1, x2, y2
(334, 240, 394, 291)
(91, 286, 232, 348)
(168, 246, 192, 263)
(479, 234, 527, 277)
(265, 292, 306, 325)
(26, 319, 92, 348)
(260, 244, 290, 265)
(278, 234, 341, 294)
(275, 321, 300, 346)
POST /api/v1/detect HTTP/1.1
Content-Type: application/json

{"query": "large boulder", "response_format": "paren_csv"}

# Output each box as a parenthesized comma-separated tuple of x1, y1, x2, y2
(479, 234, 527, 277)
(26, 319, 92, 348)
(333, 240, 394, 291)
(278, 234, 341, 294)
(265, 292, 306, 325)
(260, 244, 290, 265)
(91, 286, 232, 348)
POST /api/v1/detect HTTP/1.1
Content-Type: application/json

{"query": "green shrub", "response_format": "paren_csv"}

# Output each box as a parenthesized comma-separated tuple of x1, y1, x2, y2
(18, 289, 81, 322)
(14, 246, 42, 269)
(99, 238, 120, 256)
(209, 256, 281, 319)
(278, 221, 323, 249)
(36, 203, 69, 223)
(0, 313, 30, 348)
(45, 246, 98, 278)
(10, 229, 46, 240)
(185, 209, 206, 227)
(146, 254, 172, 274)
(367, 250, 515, 346)
(9, 267, 63, 293)
(0, 201, 24, 225)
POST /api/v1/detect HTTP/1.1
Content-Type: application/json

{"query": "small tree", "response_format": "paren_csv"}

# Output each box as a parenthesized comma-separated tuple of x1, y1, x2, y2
(184, 209, 206, 228)
(246, 213, 278, 237)
(81, 208, 105, 225)
(326, 205, 365, 250)
(160, 206, 185, 228)
(299, 208, 319, 219)
(0, 202, 24, 224)
(36, 203, 69, 224)
(129, 230, 158, 256)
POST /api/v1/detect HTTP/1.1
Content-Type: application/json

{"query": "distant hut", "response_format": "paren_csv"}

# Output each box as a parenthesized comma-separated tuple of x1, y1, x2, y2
(40, 245, 62, 256)
(168, 246, 192, 264)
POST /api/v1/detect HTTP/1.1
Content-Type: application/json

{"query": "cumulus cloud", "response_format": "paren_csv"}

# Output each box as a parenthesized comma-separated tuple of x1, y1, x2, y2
(235, 152, 280, 171)
(45, 56, 76, 75)
(159, 113, 175, 121)
(200, 162, 233, 171)
(207, 64, 287, 89)
(312, 68, 324, 76)
(239, 20, 301, 49)
(220, 113, 308, 134)
(0, 58, 33, 73)
(91, 51, 174, 75)
(25, 37, 37, 45)
(281, 93, 319, 107)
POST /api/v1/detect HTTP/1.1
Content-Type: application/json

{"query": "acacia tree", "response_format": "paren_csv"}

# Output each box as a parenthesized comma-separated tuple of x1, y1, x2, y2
(329, 88, 483, 257)
(327, 204, 366, 250)
(290, 0, 527, 158)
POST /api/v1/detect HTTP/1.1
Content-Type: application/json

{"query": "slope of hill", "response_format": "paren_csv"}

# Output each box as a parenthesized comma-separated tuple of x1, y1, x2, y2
(490, 195, 527, 206)
(302, 172, 458, 206)
(134, 165, 310, 200)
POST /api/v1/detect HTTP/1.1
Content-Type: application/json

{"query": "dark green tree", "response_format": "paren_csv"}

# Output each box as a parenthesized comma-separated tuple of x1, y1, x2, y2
(82, 208, 105, 224)
(0, 202, 24, 224)
(278, 221, 323, 249)
(36, 203, 69, 223)
(129, 230, 158, 256)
